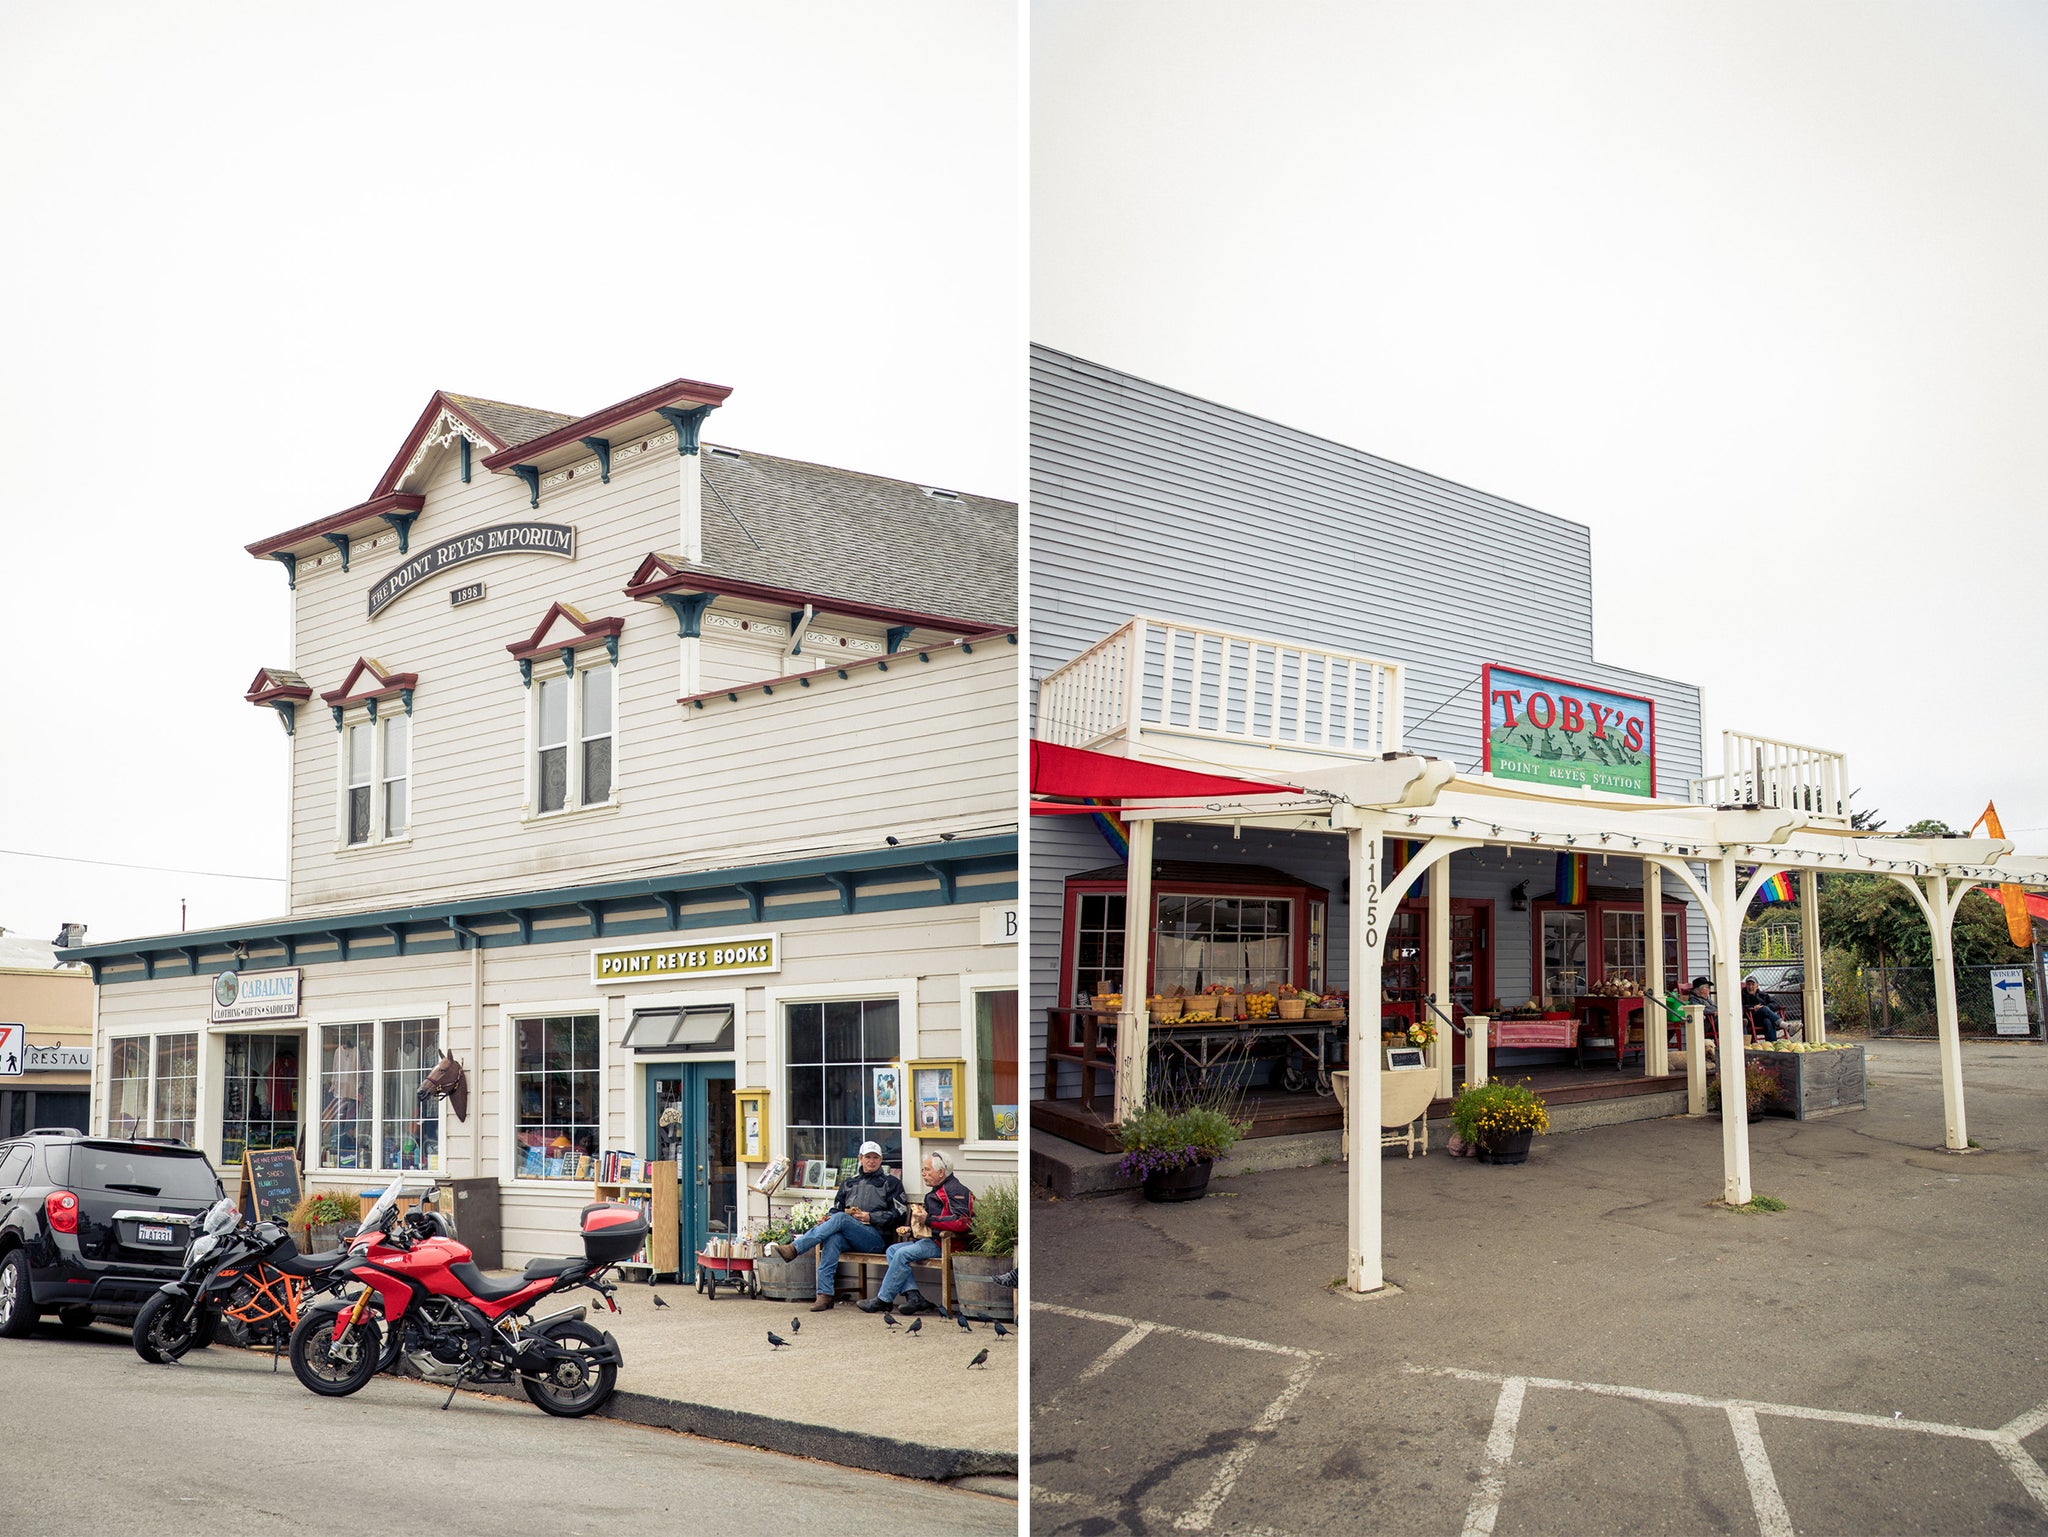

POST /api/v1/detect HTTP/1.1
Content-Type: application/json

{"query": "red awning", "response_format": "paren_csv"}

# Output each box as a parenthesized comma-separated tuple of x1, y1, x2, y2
(1030, 740, 1300, 806)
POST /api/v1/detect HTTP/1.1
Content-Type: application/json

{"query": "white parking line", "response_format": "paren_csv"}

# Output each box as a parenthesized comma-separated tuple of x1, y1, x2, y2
(1078, 1321, 1155, 1383)
(1727, 1405, 1795, 1537)
(1459, 1376, 1526, 1537)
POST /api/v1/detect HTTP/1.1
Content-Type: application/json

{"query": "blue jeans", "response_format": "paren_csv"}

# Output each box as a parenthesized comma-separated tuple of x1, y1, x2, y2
(791, 1211, 888, 1294)
(1750, 1003, 1783, 1041)
(879, 1237, 940, 1301)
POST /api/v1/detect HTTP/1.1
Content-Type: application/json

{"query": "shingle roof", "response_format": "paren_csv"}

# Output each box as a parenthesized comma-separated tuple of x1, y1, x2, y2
(693, 445, 1016, 628)
(443, 393, 575, 451)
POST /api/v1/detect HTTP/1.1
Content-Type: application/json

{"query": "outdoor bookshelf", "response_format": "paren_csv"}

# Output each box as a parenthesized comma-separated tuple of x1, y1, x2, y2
(592, 1158, 679, 1281)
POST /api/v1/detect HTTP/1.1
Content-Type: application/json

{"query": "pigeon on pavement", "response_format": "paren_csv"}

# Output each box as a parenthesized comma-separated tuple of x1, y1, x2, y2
(967, 1348, 989, 1369)
(650, 1292, 670, 1309)
(767, 1331, 790, 1349)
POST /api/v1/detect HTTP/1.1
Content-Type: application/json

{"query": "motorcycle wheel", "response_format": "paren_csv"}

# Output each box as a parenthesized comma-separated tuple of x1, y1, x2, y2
(519, 1318, 618, 1418)
(289, 1310, 383, 1397)
(132, 1292, 215, 1363)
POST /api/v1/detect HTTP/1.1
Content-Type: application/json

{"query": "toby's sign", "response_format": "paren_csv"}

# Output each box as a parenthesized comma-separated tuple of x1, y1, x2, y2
(591, 932, 781, 985)
(1482, 664, 1656, 798)
(368, 523, 575, 617)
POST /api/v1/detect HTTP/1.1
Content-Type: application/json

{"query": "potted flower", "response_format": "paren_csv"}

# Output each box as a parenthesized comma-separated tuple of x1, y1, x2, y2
(940, 1178, 1018, 1321)
(1449, 1080, 1550, 1164)
(1406, 1017, 1438, 1050)
(756, 1197, 832, 1299)
(288, 1188, 363, 1254)
(1114, 1104, 1248, 1201)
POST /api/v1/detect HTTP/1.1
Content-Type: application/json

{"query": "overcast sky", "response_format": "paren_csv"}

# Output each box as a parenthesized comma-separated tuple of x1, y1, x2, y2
(0, 2, 1017, 946)
(1034, 1, 2048, 849)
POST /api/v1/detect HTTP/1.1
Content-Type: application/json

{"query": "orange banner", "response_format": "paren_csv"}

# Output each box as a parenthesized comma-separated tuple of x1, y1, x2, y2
(1969, 801, 2034, 949)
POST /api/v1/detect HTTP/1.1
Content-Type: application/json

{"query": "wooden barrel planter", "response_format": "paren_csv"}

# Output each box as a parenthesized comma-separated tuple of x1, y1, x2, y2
(948, 1253, 1016, 1321)
(755, 1249, 818, 1301)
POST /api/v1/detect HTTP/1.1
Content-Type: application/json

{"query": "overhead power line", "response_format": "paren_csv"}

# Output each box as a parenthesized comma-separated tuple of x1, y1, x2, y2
(0, 847, 286, 882)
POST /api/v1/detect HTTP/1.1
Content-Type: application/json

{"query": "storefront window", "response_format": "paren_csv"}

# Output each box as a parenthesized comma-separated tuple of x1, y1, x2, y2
(784, 999, 901, 1183)
(1540, 911, 1586, 1006)
(381, 1019, 439, 1170)
(1155, 895, 1291, 996)
(514, 1014, 598, 1179)
(153, 1035, 197, 1146)
(222, 1033, 301, 1167)
(1602, 911, 1646, 986)
(318, 1024, 375, 1170)
(108, 1039, 150, 1138)
(975, 990, 1019, 1142)
(1070, 892, 1125, 1005)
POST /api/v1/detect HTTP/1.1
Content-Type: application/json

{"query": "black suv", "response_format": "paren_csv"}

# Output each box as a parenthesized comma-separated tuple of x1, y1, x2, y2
(0, 1130, 225, 1335)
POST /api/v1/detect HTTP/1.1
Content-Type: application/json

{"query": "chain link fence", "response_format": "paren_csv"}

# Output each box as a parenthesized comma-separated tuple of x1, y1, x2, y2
(1832, 964, 2044, 1039)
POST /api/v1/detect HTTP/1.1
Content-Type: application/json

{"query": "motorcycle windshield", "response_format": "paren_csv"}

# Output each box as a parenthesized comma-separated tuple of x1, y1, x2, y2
(354, 1173, 408, 1238)
(203, 1197, 240, 1236)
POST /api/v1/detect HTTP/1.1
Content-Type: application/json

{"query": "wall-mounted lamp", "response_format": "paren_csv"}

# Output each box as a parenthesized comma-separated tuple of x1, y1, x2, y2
(1510, 881, 1529, 912)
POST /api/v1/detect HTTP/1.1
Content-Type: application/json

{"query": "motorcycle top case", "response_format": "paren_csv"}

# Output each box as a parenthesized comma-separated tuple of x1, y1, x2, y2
(579, 1202, 649, 1265)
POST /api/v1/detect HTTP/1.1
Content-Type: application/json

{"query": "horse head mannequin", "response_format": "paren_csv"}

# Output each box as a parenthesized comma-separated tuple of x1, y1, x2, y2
(419, 1049, 469, 1123)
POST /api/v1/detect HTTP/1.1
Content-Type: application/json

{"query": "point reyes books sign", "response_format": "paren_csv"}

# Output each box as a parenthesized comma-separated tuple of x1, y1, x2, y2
(1482, 664, 1657, 798)
(368, 523, 575, 617)
(591, 932, 781, 985)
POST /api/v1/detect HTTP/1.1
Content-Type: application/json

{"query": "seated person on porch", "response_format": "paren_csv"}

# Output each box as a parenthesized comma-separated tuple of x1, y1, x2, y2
(858, 1150, 974, 1317)
(771, 1141, 907, 1312)
(1742, 976, 1786, 1042)
(1671, 978, 1720, 1061)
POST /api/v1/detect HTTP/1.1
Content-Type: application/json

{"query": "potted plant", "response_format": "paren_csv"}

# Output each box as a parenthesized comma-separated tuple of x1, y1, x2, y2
(1114, 1104, 1248, 1201)
(940, 1178, 1018, 1321)
(1449, 1080, 1550, 1164)
(288, 1188, 363, 1254)
(1707, 1064, 1777, 1122)
(756, 1197, 831, 1299)
(1406, 1016, 1438, 1050)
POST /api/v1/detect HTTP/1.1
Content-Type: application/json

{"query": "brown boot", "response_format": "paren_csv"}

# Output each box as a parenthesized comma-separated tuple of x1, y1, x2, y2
(808, 1294, 836, 1312)
(772, 1243, 797, 1262)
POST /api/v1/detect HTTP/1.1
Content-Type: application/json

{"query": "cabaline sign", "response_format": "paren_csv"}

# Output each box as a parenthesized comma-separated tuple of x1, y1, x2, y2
(590, 932, 781, 985)
(367, 524, 575, 618)
(1481, 664, 1656, 798)
(210, 967, 303, 1023)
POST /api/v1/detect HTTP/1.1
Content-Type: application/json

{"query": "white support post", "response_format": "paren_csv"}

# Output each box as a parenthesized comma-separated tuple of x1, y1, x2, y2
(1799, 868, 1825, 1044)
(1712, 857, 1752, 1204)
(1465, 1015, 1489, 1094)
(1926, 875, 1970, 1151)
(1347, 821, 1385, 1293)
(1644, 861, 1669, 1076)
(1685, 1004, 1708, 1116)
(679, 449, 703, 564)
(1114, 817, 1156, 1123)
(1428, 845, 1451, 1092)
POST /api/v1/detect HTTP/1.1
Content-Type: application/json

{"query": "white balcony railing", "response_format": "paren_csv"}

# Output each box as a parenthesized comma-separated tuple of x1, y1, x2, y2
(1689, 731, 1850, 822)
(1037, 616, 1406, 763)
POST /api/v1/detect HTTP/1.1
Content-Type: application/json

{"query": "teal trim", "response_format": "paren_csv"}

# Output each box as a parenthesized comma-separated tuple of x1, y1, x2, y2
(605, 635, 619, 666)
(654, 404, 714, 454)
(511, 465, 541, 507)
(65, 836, 1017, 981)
(561, 646, 577, 677)
(331, 706, 344, 732)
(656, 592, 716, 639)
(325, 532, 352, 572)
(271, 702, 297, 738)
(519, 658, 533, 688)
(366, 697, 379, 723)
(580, 437, 612, 483)
(886, 626, 912, 654)
(924, 862, 956, 902)
(459, 437, 471, 483)
(401, 688, 415, 716)
(381, 510, 420, 553)
(271, 552, 297, 590)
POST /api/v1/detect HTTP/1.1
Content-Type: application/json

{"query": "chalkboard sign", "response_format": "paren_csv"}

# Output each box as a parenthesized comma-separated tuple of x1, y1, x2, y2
(239, 1148, 303, 1223)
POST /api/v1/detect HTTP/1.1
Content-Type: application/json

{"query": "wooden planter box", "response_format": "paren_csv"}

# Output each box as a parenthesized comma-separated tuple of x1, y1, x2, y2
(1747, 1045, 1867, 1120)
(756, 1249, 818, 1301)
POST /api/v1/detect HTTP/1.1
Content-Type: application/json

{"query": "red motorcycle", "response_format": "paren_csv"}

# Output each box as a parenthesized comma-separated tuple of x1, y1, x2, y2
(287, 1174, 640, 1417)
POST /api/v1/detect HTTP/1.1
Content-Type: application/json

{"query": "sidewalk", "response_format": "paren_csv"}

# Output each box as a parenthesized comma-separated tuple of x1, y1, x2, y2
(518, 1273, 1018, 1485)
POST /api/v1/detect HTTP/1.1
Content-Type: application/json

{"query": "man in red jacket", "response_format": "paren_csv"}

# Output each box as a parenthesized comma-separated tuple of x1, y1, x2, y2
(858, 1151, 974, 1317)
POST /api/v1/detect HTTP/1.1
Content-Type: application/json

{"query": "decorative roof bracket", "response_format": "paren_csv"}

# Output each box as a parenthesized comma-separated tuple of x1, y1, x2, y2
(271, 551, 297, 590)
(580, 436, 612, 483)
(380, 510, 420, 554)
(366, 696, 379, 722)
(560, 646, 577, 677)
(886, 626, 913, 654)
(401, 687, 414, 716)
(270, 701, 297, 738)
(924, 862, 956, 902)
(827, 873, 855, 914)
(459, 437, 472, 484)
(578, 900, 605, 938)
(518, 658, 533, 689)
(735, 881, 762, 922)
(511, 465, 541, 508)
(605, 634, 619, 666)
(331, 706, 344, 732)
(654, 405, 714, 455)
(324, 531, 351, 572)
(656, 591, 717, 638)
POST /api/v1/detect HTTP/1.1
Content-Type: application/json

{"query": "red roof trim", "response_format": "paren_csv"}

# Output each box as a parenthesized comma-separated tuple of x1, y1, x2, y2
(504, 602, 628, 660)
(245, 493, 426, 560)
(1029, 740, 1303, 800)
(320, 657, 419, 708)
(479, 376, 734, 472)
(244, 669, 312, 707)
(623, 555, 998, 634)
(676, 631, 1013, 710)
(368, 392, 513, 499)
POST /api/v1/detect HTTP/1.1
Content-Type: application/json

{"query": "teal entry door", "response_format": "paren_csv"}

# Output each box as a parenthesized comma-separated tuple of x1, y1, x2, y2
(647, 1062, 736, 1282)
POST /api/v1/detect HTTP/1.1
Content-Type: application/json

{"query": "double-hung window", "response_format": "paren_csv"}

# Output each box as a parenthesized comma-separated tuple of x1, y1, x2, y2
(345, 724, 374, 844)
(511, 1013, 599, 1179)
(341, 713, 410, 845)
(106, 1032, 198, 1145)
(533, 663, 615, 815)
(784, 998, 902, 1184)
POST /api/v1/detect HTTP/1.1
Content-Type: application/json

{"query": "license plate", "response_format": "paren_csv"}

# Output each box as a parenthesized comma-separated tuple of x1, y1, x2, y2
(137, 1224, 175, 1246)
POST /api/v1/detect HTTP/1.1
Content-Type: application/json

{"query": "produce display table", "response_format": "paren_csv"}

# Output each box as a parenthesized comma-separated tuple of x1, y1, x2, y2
(1040, 1006, 1356, 1102)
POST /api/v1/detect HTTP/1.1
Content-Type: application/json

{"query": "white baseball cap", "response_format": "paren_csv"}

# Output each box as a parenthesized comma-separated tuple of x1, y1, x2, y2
(858, 1140, 883, 1157)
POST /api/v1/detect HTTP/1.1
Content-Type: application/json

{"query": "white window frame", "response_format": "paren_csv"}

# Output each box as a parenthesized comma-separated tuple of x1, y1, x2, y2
(500, 998, 610, 1191)
(762, 977, 916, 1196)
(100, 1029, 202, 1145)
(957, 969, 1021, 1154)
(333, 705, 415, 851)
(302, 1011, 448, 1177)
(524, 653, 621, 821)
(380, 713, 410, 839)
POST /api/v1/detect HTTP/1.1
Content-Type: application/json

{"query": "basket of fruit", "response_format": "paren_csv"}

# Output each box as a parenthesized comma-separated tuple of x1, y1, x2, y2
(1245, 991, 1278, 1020)
(1276, 984, 1308, 1021)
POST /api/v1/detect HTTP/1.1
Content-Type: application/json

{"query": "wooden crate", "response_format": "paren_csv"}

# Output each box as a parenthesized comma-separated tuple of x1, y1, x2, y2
(1748, 1045, 1866, 1120)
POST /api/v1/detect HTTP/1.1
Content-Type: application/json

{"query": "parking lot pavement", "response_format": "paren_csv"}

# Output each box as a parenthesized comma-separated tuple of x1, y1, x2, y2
(0, 1324, 1014, 1537)
(1030, 1040, 2048, 1536)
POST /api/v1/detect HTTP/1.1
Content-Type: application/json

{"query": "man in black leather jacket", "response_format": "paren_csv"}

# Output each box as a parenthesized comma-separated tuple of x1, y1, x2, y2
(772, 1141, 906, 1311)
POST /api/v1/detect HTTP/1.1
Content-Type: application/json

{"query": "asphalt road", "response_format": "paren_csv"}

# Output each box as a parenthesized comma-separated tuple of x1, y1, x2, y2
(1031, 1039, 2048, 1536)
(0, 1325, 1014, 1537)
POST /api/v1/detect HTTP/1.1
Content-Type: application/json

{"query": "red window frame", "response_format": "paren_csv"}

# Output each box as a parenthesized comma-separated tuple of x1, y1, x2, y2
(1529, 896, 1690, 997)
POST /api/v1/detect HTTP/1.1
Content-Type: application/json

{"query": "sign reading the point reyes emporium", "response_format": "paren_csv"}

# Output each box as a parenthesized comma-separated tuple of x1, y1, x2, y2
(590, 933, 781, 985)
(368, 523, 575, 617)
(1481, 664, 1657, 798)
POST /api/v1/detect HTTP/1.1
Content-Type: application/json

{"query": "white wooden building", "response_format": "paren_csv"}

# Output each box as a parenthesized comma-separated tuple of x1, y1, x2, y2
(66, 377, 1019, 1269)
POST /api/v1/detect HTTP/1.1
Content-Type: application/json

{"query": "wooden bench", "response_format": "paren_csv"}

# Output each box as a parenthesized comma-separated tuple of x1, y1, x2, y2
(832, 1232, 955, 1311)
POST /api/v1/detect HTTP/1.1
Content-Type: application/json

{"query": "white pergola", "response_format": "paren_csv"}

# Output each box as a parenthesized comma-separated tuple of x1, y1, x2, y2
(1040, 616, 2048, 1293)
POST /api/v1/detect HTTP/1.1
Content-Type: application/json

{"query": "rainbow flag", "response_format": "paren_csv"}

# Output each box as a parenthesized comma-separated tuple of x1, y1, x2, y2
(1089, 800, 1130, 861)
(1389, 837, 1426, 898)
(1754, 870, 1797, 905)
(1555, 851, 1586, 905)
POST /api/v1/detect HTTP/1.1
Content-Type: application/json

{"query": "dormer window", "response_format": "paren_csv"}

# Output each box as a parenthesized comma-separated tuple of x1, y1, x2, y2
(322, 658, 418, 849)
(510, 603, 623, 819)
